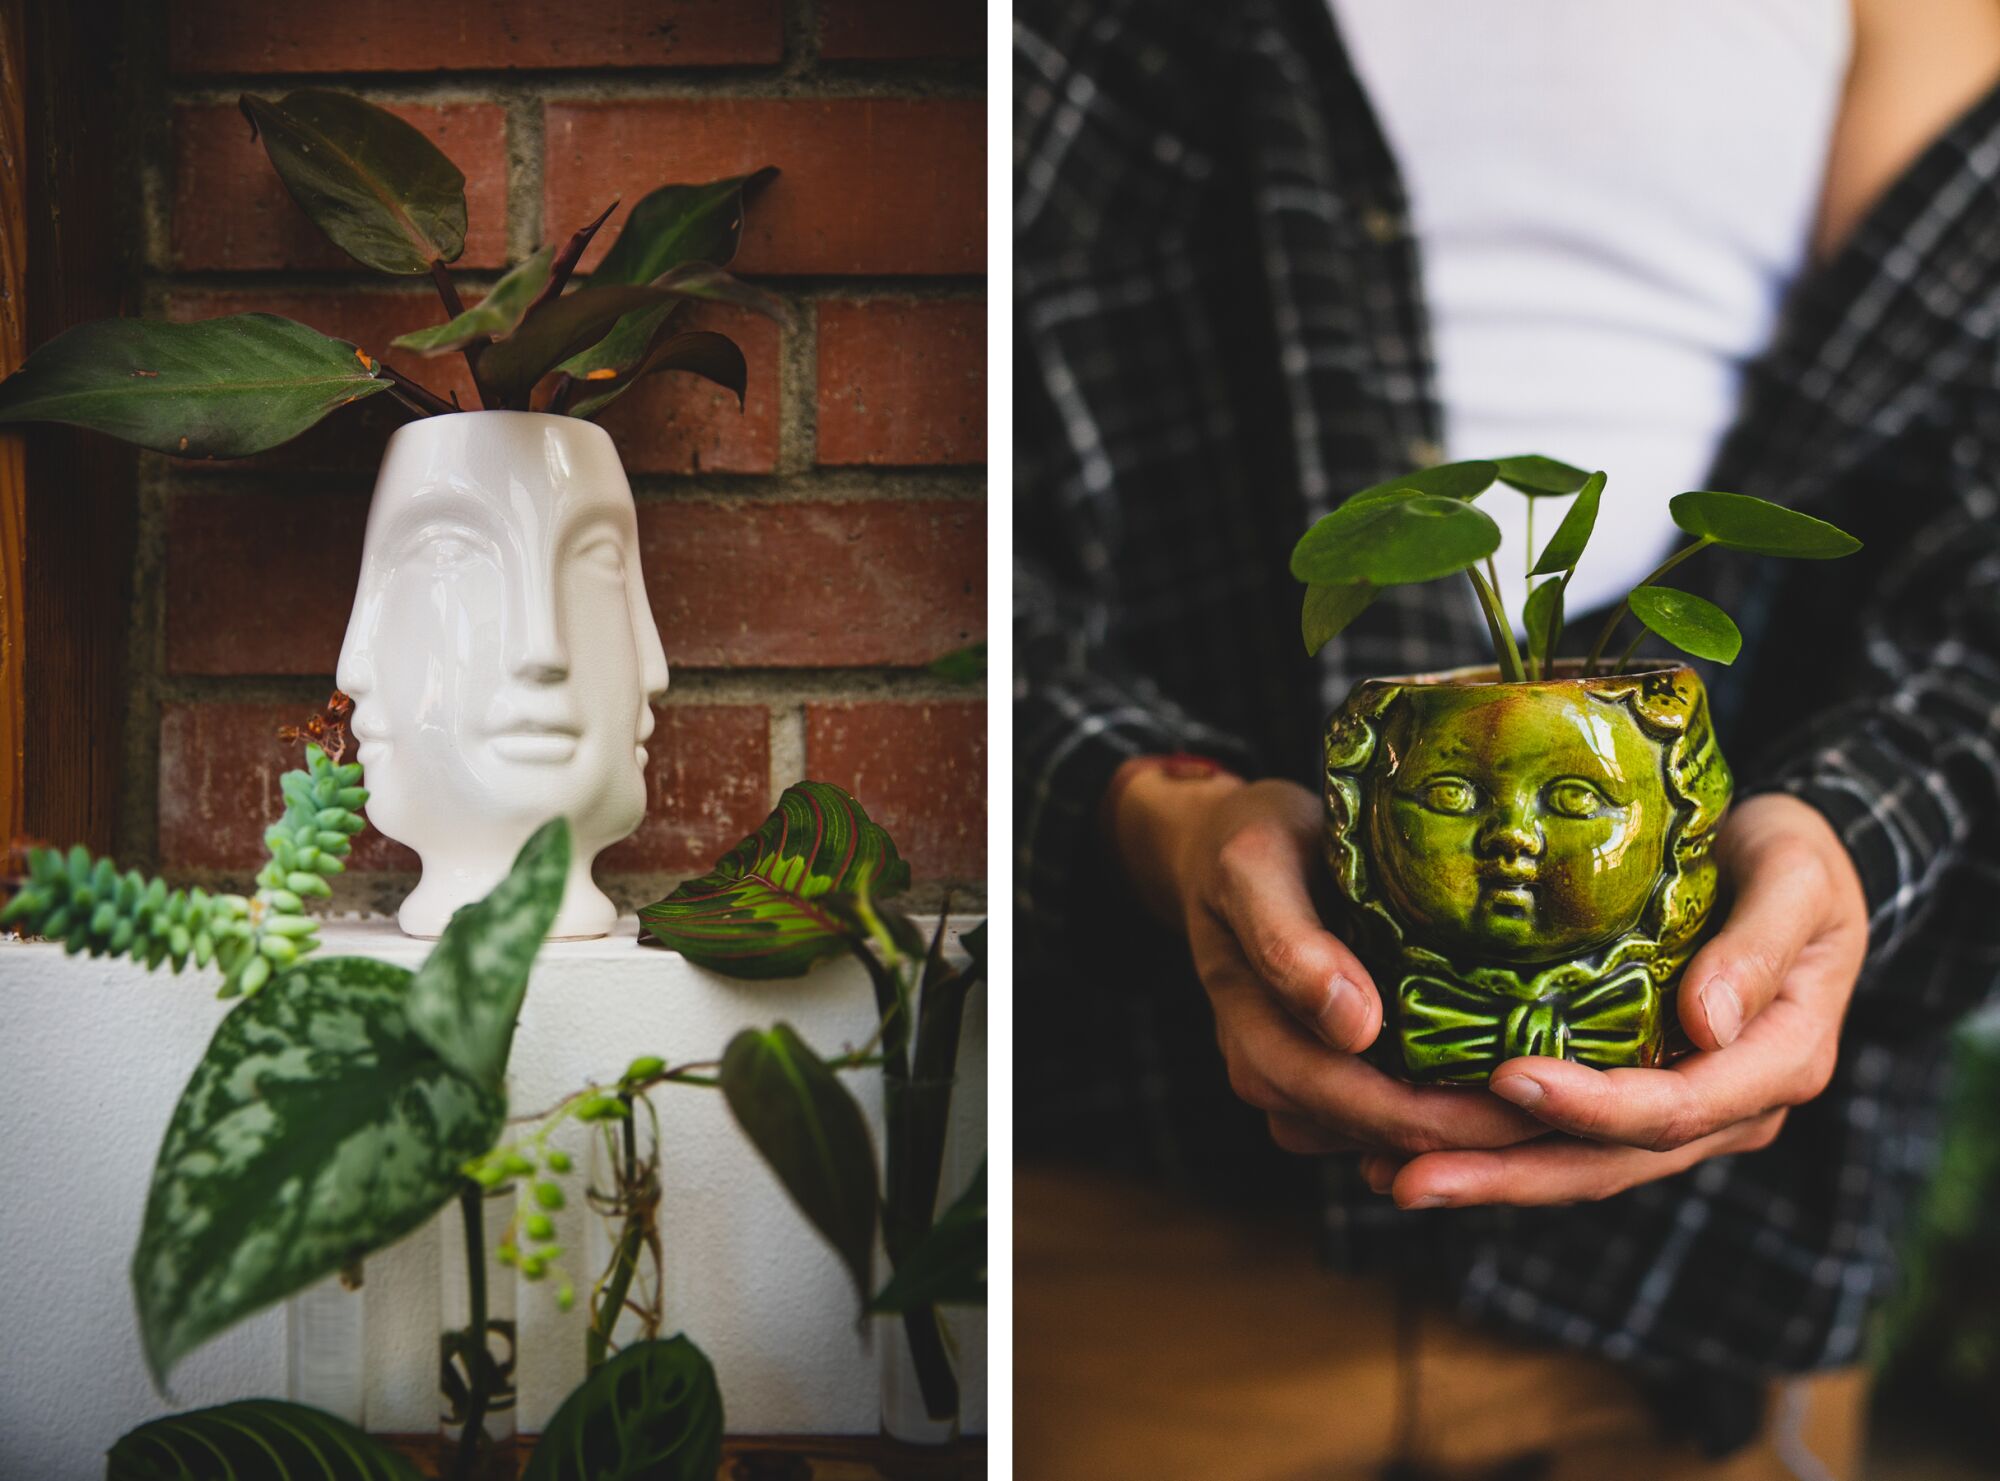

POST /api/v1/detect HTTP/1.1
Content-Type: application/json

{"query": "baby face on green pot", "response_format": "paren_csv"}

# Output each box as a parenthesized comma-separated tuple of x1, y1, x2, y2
(1367, 687, 1667, 963)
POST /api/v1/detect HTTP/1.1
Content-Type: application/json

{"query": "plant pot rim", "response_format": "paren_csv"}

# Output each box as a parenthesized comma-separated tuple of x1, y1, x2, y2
(1354, 658, 1695, 691)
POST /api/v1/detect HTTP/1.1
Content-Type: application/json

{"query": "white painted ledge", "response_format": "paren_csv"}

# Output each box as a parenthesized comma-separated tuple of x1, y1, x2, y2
(0, 917, 986, 1477)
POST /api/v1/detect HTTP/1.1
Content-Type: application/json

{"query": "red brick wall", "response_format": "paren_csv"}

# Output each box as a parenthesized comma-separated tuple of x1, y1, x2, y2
(130, 1, 986, 907)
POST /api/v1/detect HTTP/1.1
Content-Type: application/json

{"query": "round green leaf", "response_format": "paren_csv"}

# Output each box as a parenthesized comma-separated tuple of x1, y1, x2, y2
(1626, 585, 1743, 664)
(1669, 490, 1862, 559)
(109, 1399, 419, 1480)
(1290, 494, 1502, 586)
(1342, 458, 1499, 507)
(522, 1337, 722, 1481)
(1494, 453, 1591, 496)
(1528, 470, 1608, 576)
(1301, 581, 1376, 655)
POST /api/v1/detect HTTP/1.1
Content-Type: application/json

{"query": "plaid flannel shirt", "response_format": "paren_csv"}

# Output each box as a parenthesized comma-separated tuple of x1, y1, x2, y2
(1016, 0, 2000, 1425)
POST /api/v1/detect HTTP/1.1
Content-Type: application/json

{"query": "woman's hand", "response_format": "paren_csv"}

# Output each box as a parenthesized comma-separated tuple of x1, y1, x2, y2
(1107, 760, 1546, 1157)
(1362, 793, 1870, 1207)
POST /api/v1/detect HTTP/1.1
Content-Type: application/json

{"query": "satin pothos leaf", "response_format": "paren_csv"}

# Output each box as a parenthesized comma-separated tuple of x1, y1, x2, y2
(638, 782, 910, 978)
(591, 169, 779, 286)
(405, 818, 570, 1091)
(108, 1399, 420, 1480)
(389, 247, 556, 355)
(721, 1023, 879, 1307)
(521, 1337, 723, 1481)
(240, 90, 468, 274)
(0, 314, 389, 457)
(132, 956, 505, 1388)
(565, 330, 747, 420)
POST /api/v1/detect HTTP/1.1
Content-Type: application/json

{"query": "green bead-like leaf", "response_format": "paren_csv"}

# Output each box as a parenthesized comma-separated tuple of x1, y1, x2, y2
(388, 247, 555, 355)
(1342, 459, 1499, 508)
(638, 782, 910, 978)
(0, 315, 388, 458)
(591, 170, 778, 286)
(405, 818, 570, 1091)
(240, 90, 467, 275)
(521, 1336, 723, 1481)
(132, 956, 506, 1388)
(1626, 585, 1743, 664)
(564, 330, 747, 420)
(1301, 581, 1376, 656)
(1523, 576, 1565, 675)
(720, 1023, 879, 1307)
(107, 1398, 419, 1480)
(1669, 490, 1863, 559)
(872, 1162, 987, 1314)
(1494, 454, 1591, 496)
(1528, 469, 1608, 576)
(1290, 495, 1502, 587)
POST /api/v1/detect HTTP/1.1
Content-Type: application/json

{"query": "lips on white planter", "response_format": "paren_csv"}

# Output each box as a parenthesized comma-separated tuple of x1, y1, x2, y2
(337, 412, 669, 939)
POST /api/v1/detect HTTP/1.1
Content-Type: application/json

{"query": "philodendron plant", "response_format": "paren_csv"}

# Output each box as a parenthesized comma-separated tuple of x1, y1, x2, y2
(1292, 454, 1862, 679)
(0, 89, 788, 453)
(1296, 458, 1863, 1083)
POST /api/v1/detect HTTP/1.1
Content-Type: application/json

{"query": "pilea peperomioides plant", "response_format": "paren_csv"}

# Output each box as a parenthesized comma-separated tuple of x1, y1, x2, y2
(0, 89, 788, 453)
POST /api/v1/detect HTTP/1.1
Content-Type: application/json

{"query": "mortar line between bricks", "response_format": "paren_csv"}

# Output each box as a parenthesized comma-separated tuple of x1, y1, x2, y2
(504, 87, 547, 264)
(155, 671, 987, 706)
(769, 704, 807, 805)
(116, 468, 172, 871)
(159, 468, 987, 501)
(166, 67, 984, 105)
(777, 297, 817, 475)
(783, 0, 821, 77)
(157, 272, 987, 298)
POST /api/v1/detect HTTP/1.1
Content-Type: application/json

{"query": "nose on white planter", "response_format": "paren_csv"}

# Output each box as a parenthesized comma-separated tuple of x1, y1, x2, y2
(335, 411, 671, 940)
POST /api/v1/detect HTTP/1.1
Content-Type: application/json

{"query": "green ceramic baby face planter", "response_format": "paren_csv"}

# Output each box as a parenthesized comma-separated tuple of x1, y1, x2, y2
(1324, 662, 1732, 1084)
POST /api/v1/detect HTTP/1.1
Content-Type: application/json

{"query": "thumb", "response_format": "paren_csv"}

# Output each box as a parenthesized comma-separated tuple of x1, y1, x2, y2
(1679, 810, 1829, 1051)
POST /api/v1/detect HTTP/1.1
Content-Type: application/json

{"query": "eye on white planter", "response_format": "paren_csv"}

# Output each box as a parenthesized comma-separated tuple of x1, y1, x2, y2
(337, 412, 669, 940)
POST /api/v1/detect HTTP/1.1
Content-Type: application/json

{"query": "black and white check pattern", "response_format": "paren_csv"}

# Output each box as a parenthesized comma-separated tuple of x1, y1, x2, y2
(1016, 0, 2000, 1429)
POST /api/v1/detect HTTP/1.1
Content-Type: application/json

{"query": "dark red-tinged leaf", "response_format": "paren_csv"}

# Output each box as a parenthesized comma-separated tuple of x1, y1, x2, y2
(525, 200, 621, 320)
(390, 246, 555, 355)
(720, 1023, 879, 1308)
(0, 314, 389, 458)
(108, 1399, 419, 1479)
(476, 284, 676, 409)
(637, 782, 909, 978)
(1669, 490, 1862, 559)
(590, 169, 779, 286)
(1301, 581, 1376, 656)
(1627, 585, 1743, 664)
(565, 330, 747, 420)
(1529, 469, 1608, 576)
(240, 90, 467, 275)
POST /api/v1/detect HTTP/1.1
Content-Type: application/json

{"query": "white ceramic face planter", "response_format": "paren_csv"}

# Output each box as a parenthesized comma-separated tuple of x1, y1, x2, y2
(337, 412, 670, 940)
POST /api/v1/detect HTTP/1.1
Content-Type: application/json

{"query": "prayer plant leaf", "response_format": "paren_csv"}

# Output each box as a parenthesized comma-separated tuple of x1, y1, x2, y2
(872, 1162, 988, 1314)
(1627, 585, 1743, 665)
(591, 169, 779, 286)
(388, 247, 556, 355)
(107, 1398, 420, 1481)
(1669, 490, 1863, 559)
(1342, 459, 1499, 507)
(1529, 469, 1608, 576)
(637, 781, 910, 978)
(565, 330, 747, 420)
(1301, 581, 1377, 656)
(405, 817, 570, 1092)
(240, 90, 467, 275)
(1523, 576, 1565, 675)
(1290, 494, 1502, 587)
(476, 284, 675, 408)
(0, 314, 389, 458)
(720, 1023, 879, 1308)
(1494, 453, 1591, 496)
(132, 956, 505, 1390)
(521, 1336, 723, 1481)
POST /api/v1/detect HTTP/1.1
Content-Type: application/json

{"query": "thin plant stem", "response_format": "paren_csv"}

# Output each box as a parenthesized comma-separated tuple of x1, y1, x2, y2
(1525, 499, 1535, 580)
(1613, 625, 1650, 675)
(1466, 567, 1526, 683)
(428, 259, 490, 408)
(1582, 537, 1714, 675)
(451, 1182, 492, 1481)
(378, 363, 456, 418)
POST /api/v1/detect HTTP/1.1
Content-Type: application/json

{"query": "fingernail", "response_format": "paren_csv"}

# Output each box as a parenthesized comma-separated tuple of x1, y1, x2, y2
(1404, 1194, 1450, 1210)
(1359, 1156, 1393, 1194)
(1490, 1074, 1545, 1108)
(1702, 979, 1743, 1047)
(1317, 973, 1362, 1047)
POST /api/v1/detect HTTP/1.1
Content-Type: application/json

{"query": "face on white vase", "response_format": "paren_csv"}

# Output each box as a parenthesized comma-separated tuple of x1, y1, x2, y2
(336, 423, 670, 862)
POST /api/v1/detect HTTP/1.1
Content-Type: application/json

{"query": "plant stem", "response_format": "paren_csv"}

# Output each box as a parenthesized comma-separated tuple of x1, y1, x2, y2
(451, 1182, 492, 1481)
(1582, 537, 1713, 675)
(1612, 626, 1650, 675)
(428, 259, 490, 408)
(378, 363, 457, 418)
(587, 1095, 644, 1372)
(1466, 567, 1526, 683)
(902, 1303, 961, 1422)
(1525, 499, 1535, 580)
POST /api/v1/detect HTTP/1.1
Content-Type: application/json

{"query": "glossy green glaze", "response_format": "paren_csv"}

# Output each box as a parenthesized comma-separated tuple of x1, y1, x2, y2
(1323, 662, 1732, 1083)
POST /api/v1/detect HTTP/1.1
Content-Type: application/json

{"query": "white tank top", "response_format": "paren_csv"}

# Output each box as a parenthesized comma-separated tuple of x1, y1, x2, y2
(1328, 0, 1851, 626)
